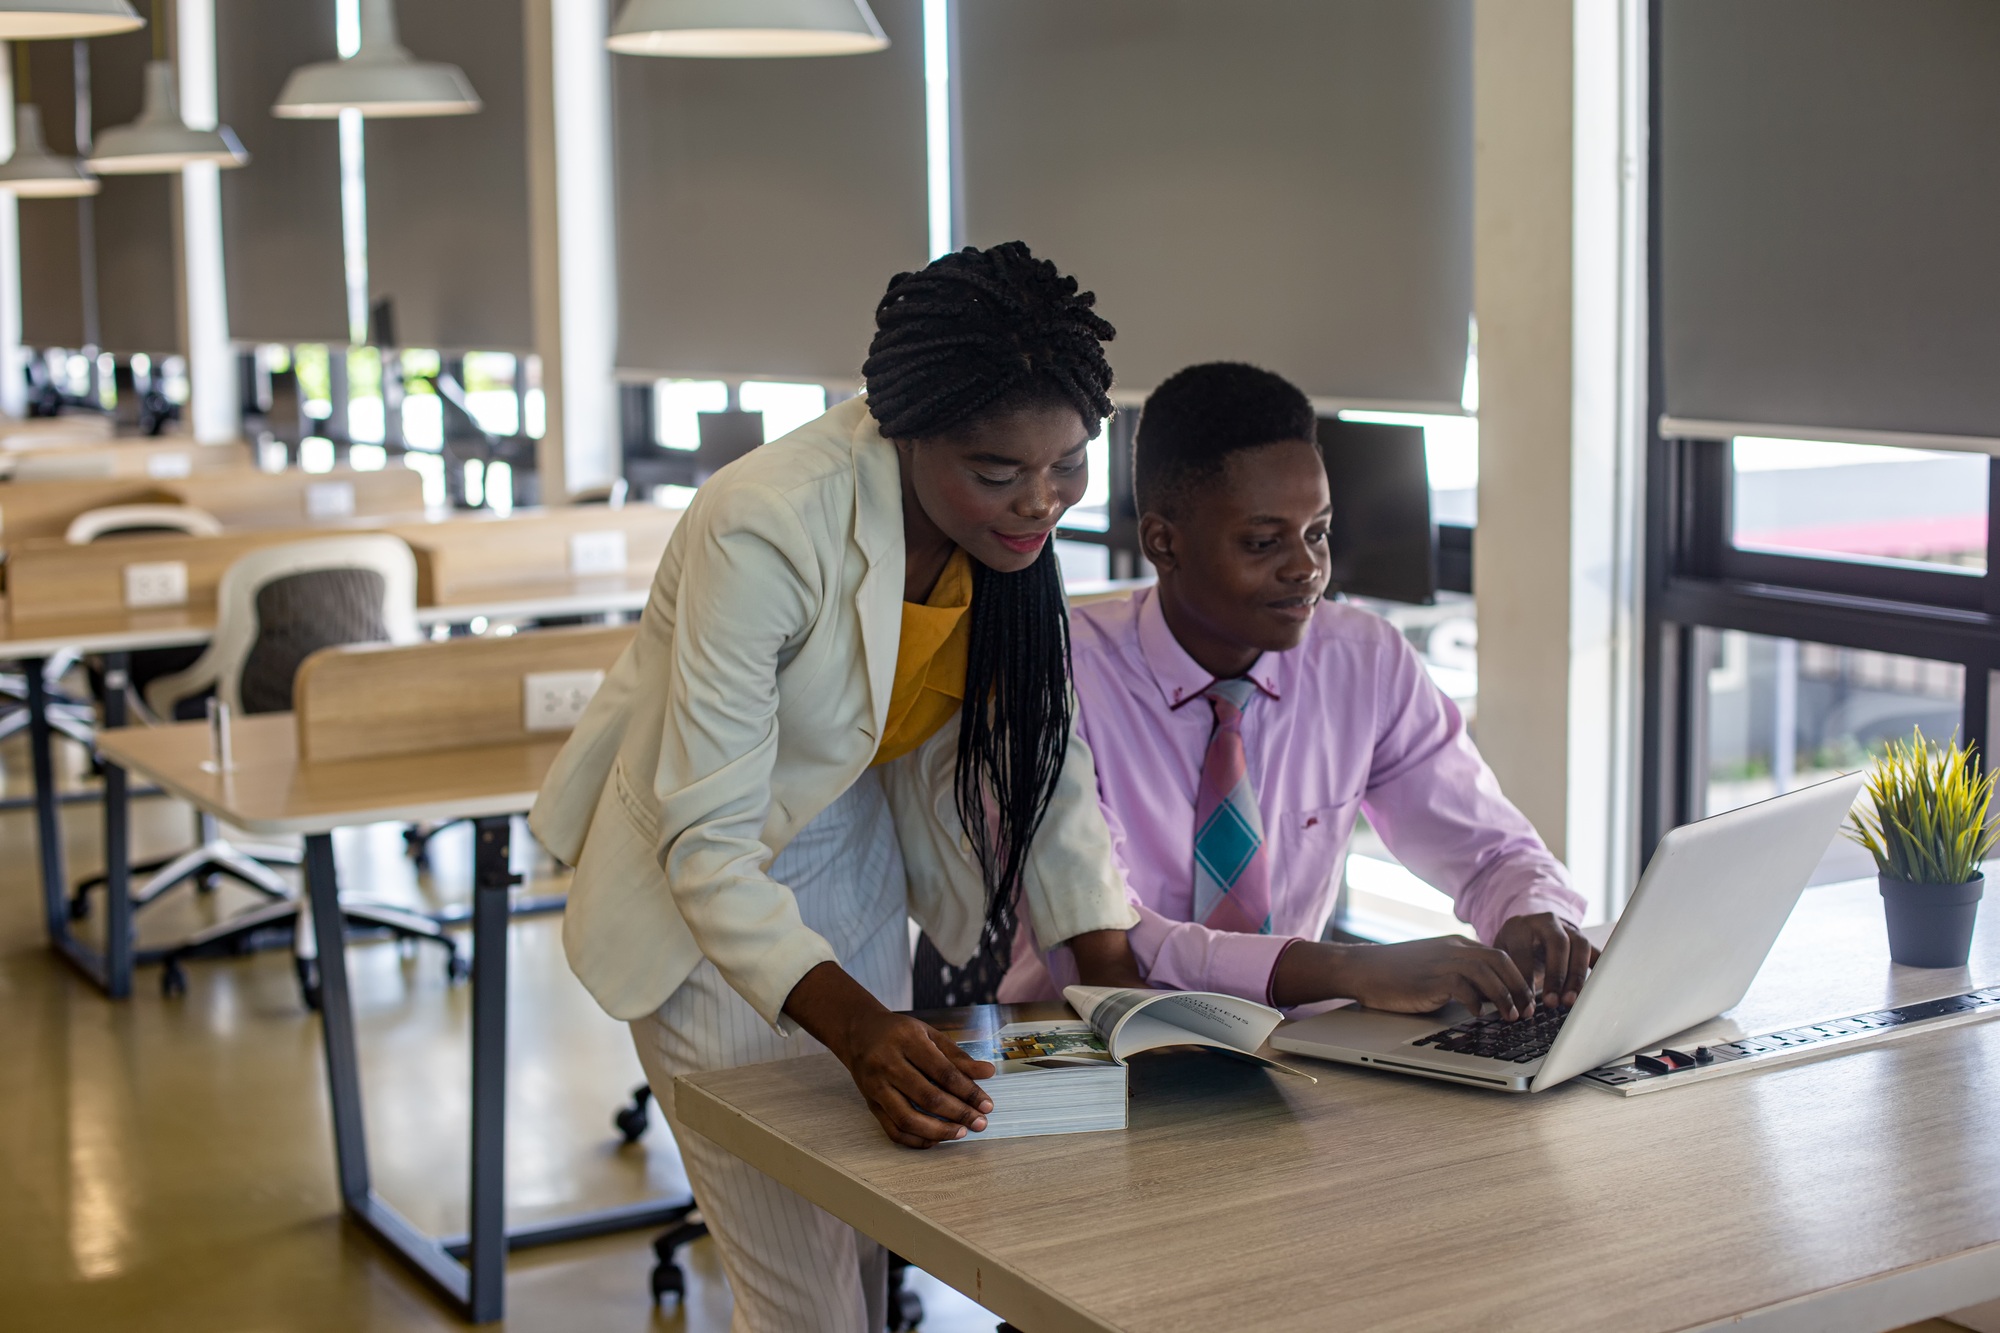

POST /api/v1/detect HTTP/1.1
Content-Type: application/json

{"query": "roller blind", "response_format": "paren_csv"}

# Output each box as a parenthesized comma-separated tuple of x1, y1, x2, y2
(1661, 0, 2000, 443)
(958, 0, 1472, 405)
(611, 0, 927, 382)
(364, 0, 532, 352)
(17, 39, 84, 350)
(217, 0, 348, 345)
(89, 24, 179, 354)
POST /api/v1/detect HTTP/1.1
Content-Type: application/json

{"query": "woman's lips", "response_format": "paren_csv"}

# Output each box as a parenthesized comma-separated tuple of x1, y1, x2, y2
(994, 529, 1051, 555)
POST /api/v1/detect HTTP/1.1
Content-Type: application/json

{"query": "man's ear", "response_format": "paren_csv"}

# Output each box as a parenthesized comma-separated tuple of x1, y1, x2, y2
(1138, 511, 1180, 574)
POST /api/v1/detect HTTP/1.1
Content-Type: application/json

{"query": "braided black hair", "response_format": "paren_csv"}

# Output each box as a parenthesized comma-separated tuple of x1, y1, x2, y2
(863, 243, 1115, 988)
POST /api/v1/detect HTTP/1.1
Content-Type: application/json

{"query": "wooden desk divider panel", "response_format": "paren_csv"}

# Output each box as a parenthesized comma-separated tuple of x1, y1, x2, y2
(0, 466, 426, 547)
(173, 466, 426, 528)
(4, 439, 252, 482)
(389, 505, 682, 605)
(3, 527, 404, 622)
(292, 623, 637, 762)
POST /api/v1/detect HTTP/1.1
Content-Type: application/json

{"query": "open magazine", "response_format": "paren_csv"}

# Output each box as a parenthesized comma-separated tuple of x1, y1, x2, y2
(952, 987, 1312, 1141)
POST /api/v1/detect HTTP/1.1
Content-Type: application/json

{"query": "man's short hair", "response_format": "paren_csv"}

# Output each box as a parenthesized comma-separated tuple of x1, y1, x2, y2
(1132, 362, 1318, 518)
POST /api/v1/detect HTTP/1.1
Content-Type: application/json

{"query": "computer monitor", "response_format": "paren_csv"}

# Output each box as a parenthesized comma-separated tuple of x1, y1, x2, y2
(1316, 416, 1435, 606)
(695, 410, 766, 482)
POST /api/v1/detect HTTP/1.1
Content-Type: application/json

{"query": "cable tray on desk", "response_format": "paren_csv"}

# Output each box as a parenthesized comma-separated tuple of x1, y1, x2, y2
(1580, 985, 2000, 1096)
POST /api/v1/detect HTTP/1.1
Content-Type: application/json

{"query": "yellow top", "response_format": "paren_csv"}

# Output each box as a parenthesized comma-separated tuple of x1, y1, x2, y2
(871, 549, 973, 767)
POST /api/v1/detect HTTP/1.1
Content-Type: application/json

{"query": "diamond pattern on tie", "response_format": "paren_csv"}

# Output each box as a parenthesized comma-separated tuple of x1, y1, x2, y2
(1195, 800, 1261, 888)
(1191, 677, 1272, 934)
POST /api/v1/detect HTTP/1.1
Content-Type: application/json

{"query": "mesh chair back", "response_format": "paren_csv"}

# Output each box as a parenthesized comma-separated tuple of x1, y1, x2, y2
(239, 568, 392, 714)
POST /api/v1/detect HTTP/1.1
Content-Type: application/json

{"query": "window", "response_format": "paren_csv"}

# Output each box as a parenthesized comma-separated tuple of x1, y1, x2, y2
(1703, 631, 1961, 815)
(1644, 429, 1996, 859)
(1731, 437, 1986, 572)
(654, 379, 729, 451)
(462, 352, 522, 437)
(738, 381, 827, 442)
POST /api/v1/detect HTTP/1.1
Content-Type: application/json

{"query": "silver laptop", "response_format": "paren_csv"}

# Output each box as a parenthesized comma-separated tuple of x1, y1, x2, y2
(1271, 771, 1867, 1092)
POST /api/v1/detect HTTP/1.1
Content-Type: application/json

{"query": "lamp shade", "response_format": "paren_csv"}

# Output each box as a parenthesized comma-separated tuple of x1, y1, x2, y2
(0, 0, 141, 39)
(271, 0, 479, 119)
(90, 62, 248, 173)
(0, 104, 98, 197)
(608, 0, 888, 57)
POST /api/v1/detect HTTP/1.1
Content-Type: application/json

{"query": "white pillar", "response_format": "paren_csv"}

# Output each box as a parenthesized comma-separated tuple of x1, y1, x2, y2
(177, 0, 238, 443)
(526, 0, 618, 502)
(0, 41, 23, 419)
(1472, 0, 1648, 920)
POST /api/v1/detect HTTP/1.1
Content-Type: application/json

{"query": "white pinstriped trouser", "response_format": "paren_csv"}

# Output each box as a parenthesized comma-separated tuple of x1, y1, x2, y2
(631, 769, 911, 1333)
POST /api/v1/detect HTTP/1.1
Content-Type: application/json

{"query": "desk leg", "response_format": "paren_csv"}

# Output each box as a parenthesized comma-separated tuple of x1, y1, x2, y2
(305, 832, 373, 1208)
(307, 816, 687, 1326)
(25, 658, 69, 948)
(468, 816, 513, 1323)
(99, 654, 132, 998)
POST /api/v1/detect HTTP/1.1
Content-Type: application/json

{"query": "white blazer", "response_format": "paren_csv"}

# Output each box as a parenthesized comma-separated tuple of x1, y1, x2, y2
(529, 396, 1137, 1026)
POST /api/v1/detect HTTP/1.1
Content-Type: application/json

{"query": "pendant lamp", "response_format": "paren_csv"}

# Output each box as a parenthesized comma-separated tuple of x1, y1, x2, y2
(0, 104, 98, 196)
(607, 0, 888, 57)
(271, 0, 478, 119)
(0, 0, 142, 39)
(89, 61, 246, 172)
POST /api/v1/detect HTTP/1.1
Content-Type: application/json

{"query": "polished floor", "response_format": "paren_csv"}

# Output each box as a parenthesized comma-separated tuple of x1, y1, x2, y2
(0, 730, 997, 1331)
(0, 727, 1986, 1333)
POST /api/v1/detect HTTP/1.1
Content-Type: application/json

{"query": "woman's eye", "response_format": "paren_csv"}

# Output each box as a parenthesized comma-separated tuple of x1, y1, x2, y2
(1053, 459, 1085, 475)
(1246, 539, 1278, 553)
(976, 472, 1014, 487)
(1307, 528, 1329, 544)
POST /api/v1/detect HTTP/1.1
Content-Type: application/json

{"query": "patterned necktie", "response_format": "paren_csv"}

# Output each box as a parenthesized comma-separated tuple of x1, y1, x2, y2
(1192, 677, 1272, 934)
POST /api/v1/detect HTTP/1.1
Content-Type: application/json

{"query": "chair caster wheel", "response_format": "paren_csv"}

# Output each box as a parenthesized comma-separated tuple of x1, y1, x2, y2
(67, 893, 90, 921)
(296, 957, 322, 1010)
(446, 951, 470, 983)
(614, 1103, 650, 1144)
(160, 959, 187, 997)
(889, 1289, 924, 1330)
(649, 1260, 685, 1306)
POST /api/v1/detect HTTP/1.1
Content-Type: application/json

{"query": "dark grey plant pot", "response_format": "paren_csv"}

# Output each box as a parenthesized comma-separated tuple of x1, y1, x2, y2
(1879, 872, 1983, 969)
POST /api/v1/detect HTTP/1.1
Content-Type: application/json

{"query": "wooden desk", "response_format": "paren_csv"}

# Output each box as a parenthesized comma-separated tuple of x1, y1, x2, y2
(676, 881, 2000, 1333)
(2, 568, 650, 1001)
(94, 714, 683, 1324)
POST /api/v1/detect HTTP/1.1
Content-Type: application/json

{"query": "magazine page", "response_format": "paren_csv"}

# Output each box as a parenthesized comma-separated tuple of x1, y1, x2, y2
(957, 1022, 1120, 1072)
(1064, 986, 1285, 1060)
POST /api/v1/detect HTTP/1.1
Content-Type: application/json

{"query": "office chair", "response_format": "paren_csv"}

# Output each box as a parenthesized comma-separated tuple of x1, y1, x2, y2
(135, 535, 463, 1004)
(61, 504, 302, 924)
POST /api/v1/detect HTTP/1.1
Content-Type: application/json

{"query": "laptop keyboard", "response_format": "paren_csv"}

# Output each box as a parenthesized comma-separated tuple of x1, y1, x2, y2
(1411, 1006, 1573, 1064)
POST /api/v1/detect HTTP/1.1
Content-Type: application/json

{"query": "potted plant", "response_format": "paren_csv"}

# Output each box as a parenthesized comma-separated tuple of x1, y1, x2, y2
(1847, 727, 1997, 969)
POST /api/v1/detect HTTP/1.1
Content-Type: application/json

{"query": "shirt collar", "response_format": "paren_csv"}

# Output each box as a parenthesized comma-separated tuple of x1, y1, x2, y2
(1133, 586, 1285, 711)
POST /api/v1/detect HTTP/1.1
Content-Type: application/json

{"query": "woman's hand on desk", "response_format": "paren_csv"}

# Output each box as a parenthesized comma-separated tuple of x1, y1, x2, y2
(783, 961, 997, 1149)
(1273, 937, 1537, 1018)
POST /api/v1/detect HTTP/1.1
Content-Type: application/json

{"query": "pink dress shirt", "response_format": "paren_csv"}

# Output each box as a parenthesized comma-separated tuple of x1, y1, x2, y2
(998, 587, 1584, 1004)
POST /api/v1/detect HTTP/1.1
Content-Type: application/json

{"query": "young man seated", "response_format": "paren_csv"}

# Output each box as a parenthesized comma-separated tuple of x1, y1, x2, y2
(1000, 361, 1595, 1020)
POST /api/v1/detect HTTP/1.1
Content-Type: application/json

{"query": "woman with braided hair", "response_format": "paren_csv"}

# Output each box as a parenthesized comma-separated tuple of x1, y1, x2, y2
(530, 241, 1146, 1331)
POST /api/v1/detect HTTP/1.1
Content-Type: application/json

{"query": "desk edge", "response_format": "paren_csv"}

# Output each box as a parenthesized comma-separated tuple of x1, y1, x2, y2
(673, 1073, 1120, 1333)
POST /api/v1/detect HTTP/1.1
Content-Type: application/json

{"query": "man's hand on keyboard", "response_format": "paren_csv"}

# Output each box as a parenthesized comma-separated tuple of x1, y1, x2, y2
(1274, 937, 1535, 1018)
(1493, 912, 1599, 1010)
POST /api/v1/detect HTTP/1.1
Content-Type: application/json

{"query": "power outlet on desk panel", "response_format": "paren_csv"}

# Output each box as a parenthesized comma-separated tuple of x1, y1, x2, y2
(524, 670, 605, 732)
(569, 529, 628, 576)
(123, 560, 189, 609)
